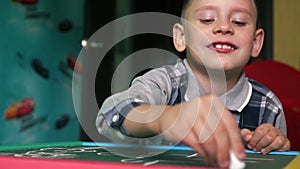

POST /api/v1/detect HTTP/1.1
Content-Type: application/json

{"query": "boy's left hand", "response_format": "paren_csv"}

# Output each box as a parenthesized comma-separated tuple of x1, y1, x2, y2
(240, 123, 290, 154)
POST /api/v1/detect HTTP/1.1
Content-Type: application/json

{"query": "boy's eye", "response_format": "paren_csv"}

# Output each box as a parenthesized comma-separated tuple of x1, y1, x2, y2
(232, 20, 246, 26)
(200, 19, 215, 24)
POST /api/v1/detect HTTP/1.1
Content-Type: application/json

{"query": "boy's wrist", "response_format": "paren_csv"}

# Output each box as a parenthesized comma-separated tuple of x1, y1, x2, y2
(151, 105, 181, 136)
(144, 105, 173, 135)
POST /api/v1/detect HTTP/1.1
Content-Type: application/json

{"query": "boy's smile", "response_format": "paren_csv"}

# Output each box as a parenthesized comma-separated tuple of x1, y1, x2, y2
(208, 41, 238, 53)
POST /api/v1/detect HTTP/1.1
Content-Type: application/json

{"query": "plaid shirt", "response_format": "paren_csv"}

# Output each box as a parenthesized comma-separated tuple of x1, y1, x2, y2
(96, 59, 287, 145)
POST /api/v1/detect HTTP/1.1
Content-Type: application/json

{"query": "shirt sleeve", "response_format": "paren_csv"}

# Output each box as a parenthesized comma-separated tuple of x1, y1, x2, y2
(263, 93, 287, 137)
(95, 68, 173, 145)
(266, 90, 287, 136)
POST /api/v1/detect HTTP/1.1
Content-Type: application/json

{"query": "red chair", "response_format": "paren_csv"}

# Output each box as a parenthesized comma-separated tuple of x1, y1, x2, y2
(282, 98, 300, 151)
(244, 60, 300, 151)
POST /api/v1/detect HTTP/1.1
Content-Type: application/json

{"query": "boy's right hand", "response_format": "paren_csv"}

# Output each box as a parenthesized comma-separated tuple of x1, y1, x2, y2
(157, 95, 245, 168)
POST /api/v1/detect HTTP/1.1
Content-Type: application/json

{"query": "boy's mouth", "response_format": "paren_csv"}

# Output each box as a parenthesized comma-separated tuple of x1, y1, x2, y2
(208, 42, 238, 53)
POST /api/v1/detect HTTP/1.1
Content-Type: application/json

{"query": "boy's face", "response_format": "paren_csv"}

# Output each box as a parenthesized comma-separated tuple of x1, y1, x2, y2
(173, 0, 264, 72)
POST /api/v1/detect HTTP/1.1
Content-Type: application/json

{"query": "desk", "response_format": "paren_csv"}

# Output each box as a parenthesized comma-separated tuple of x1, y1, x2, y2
(0, 142, 299, 169)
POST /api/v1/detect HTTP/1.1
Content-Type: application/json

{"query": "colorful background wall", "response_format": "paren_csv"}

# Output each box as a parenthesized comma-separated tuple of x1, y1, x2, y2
(0, 0, 83, 145)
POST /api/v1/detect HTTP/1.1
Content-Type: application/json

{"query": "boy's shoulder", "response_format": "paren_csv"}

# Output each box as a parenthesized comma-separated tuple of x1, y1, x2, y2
(145, 59, 188, 82)
(246, 77, 282, 107)
(161, 59, 187, 75)
(247, 78, 270, 95)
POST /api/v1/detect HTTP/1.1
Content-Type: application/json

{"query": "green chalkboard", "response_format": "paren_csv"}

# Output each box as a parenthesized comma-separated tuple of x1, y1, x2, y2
(0, 142, 298, 169)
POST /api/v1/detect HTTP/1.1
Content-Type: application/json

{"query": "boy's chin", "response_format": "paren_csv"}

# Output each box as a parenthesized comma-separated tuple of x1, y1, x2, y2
(201, 64, 243, 76)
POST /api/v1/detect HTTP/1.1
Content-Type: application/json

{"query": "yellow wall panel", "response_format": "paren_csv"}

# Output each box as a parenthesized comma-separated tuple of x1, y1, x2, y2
(274, 0, 300, 70)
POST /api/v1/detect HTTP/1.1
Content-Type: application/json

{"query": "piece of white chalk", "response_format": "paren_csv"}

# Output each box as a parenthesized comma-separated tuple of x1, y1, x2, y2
(229, 151, 246, 169)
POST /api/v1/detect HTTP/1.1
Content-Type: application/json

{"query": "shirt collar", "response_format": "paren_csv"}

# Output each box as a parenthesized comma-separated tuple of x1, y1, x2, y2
(220, 73, 252, 112)
(183, 59, 252, 112)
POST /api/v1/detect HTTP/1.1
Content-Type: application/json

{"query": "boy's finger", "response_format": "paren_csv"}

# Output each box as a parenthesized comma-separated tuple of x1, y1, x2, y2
(184, 132, 210, 164)
(254, 128, 280, 151)
(278, 138, 291, 151)
(223, 111, 245, 160)
(202, 137, 218, 165)
(260, 135, 286, 154)
(215, 125, 231, 168)
(240, 128, 253, 141)
(248, 125, 270, 149)
(230, 131, 246, 160)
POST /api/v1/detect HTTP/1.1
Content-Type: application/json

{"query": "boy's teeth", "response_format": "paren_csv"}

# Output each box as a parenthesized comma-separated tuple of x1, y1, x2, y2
(215, 44, 233, 49)
(216, 44, 222, 49)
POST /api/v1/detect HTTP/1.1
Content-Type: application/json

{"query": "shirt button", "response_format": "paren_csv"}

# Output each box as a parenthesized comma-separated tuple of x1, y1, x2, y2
(112, 114, 119, 123)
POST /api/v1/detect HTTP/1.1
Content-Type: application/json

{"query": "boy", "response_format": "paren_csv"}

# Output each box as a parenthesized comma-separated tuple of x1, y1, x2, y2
(96, 0, 290, 167)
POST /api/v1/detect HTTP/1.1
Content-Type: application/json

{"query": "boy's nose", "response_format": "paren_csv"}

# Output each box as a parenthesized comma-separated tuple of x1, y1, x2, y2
(213, 21, 234, 35)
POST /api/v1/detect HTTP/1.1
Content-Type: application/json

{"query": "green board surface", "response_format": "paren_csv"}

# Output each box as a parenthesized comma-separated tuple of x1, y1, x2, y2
(0, 142, 298, 169)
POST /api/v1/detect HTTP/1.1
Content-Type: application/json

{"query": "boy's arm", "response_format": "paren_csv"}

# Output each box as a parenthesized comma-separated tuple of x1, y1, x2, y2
(124, 95, 246, 168)
(96, 67, 175, 144)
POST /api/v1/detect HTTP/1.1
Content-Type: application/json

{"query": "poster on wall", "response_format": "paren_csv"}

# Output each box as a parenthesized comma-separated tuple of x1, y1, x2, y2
(0, 0, 83, 145)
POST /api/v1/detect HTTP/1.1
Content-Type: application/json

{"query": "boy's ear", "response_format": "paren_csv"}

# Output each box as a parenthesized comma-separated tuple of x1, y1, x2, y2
(173, 23, 186, 52)
(251, 28, 265, 58)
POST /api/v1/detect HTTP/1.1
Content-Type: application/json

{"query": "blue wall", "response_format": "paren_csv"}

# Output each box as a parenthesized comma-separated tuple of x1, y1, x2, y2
(0, 0, 84, 145)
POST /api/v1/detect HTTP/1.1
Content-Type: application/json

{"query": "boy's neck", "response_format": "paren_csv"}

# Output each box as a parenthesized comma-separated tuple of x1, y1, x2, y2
(190, 64, 243, 95)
